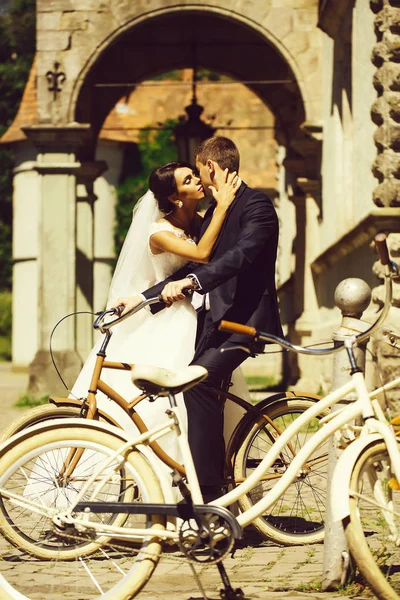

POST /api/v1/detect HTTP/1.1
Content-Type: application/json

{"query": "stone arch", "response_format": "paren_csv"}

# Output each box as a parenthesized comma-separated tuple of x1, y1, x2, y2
(68, 5, 315, 155)
(69, 5, 312, 126)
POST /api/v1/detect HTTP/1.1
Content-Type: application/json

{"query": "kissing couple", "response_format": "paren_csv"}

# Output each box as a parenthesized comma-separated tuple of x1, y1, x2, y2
(72, 135, 282, 503)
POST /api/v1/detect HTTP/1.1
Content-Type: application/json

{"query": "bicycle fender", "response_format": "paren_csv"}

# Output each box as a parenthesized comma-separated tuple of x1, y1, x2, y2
(330, 433, 382, 523)
(49, 396, 121, 428)
(0, 417, 129, 456)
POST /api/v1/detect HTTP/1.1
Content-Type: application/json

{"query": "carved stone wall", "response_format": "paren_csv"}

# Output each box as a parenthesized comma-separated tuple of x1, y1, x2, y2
(370, 0, 400, 207)
(370, 0, 400, 413)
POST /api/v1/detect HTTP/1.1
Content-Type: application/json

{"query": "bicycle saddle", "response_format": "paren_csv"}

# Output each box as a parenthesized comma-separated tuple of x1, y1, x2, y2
(131, 364, 208, 396)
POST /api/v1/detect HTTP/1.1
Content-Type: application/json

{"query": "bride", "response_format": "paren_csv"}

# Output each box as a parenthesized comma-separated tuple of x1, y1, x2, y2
(71, 160, 248, 474)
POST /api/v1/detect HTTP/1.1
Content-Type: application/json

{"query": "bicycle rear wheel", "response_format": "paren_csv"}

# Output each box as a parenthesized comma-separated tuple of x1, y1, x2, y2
(0, 425, 165, 600)
(233, 398, 329, 545)
(0, 403, 115, 443)
(345, 439, 400, 599)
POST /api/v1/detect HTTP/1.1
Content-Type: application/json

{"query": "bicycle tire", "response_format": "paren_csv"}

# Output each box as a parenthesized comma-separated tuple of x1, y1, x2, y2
(233, 398, 330, 545)
(345, 439, 400, 599)
(0, 424, 165, 600)
(0, 403, 115, 443)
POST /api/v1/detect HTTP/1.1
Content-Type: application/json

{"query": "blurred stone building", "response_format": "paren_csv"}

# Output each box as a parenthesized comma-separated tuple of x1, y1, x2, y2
(1, 0, 399, 401)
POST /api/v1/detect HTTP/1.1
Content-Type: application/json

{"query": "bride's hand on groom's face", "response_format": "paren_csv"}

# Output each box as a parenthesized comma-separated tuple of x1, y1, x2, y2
(209, 166, 241, 210)
(115, 295, 143, 316)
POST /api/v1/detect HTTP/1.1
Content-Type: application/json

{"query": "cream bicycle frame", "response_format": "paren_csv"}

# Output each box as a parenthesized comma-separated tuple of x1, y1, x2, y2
(2, 236, 399, 545)
(3, 368, 399, 544)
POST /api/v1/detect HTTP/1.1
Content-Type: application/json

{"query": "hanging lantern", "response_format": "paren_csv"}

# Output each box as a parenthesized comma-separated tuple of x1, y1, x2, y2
(173, 67, 215, 164)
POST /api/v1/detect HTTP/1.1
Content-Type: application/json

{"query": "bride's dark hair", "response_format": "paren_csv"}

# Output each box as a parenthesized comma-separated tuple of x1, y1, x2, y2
(149, 161, 193, 213)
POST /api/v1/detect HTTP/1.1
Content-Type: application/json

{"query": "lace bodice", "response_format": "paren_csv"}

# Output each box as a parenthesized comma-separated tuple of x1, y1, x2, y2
(149, 221, 196, 282)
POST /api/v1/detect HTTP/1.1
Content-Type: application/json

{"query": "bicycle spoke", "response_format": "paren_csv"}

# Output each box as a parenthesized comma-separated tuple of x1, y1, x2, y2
(0, 427, 165, 599)
(235, 399, 329, 543)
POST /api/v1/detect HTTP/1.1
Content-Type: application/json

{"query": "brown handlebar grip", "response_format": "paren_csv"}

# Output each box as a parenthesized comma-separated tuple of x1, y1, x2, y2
(375, 233, 390, 266)
(219, 320, 257, 338)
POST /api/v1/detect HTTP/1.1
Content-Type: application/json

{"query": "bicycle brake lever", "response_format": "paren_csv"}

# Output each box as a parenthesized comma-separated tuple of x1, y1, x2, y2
(220, 345, 252, 354)
(390, 260, 400, 280)
(381, 328, 400, 348)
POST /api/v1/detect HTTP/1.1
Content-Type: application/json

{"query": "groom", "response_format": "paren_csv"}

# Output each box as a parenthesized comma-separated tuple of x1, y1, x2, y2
(139, 137, 282, 500)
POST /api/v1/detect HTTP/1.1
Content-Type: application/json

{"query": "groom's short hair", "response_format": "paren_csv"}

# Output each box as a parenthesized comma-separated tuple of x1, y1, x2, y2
(196, 136, 240, 173)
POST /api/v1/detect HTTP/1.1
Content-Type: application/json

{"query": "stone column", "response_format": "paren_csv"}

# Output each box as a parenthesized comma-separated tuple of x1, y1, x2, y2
(370, 0, 400, 412)
(21, 124, 102, 397)
(12, 147, 40, 368)
(75, 161, 107, 361)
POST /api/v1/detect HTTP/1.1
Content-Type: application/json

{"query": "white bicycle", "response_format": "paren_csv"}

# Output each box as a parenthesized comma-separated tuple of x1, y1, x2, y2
(0, 233, 398, 600)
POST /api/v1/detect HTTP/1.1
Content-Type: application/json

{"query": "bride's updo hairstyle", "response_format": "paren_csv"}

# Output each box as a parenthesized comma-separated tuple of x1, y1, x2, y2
(149, 161, 193, 213)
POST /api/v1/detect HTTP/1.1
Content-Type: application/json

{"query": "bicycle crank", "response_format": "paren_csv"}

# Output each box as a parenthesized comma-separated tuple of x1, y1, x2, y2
(178, 505, 240, 564)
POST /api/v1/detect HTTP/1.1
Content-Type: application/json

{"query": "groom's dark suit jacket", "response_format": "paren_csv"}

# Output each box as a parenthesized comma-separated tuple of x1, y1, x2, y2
(143, 182, 283, 343)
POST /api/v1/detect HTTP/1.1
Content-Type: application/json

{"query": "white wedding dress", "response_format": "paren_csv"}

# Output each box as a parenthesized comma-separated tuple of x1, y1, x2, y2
(71, 220, 249, 480)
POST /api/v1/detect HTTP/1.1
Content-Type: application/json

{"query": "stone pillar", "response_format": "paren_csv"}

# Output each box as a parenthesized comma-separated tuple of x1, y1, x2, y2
(12, 147, 41, 368)
(371, 234, 400, 413)
(75, 161, 107, 361)
(370, 0, 400, 412)
(21, 124, 104, 397)
(93, 141, 125, 313)
(292, 177, 324, 393)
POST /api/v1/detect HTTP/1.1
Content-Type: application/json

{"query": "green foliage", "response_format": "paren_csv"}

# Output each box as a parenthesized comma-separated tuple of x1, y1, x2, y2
(0, 290, 12, 335)
(114, 119, 178, 255)
(151, 70, 181, 81)
(16, 394, 49, 407)
(0, 336, 11, 360)
(0, 0, 36, 291)
(245, 375, 278, 390)
(0, 216, 12, 288)
(0, 290, 12, 360)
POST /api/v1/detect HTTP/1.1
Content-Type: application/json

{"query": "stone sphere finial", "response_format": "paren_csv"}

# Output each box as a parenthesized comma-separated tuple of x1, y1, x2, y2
(334, 278, 372, 317)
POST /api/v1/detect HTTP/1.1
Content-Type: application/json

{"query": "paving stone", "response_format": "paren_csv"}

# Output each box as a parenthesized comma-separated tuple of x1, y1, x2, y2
(0, 367, 372, 600)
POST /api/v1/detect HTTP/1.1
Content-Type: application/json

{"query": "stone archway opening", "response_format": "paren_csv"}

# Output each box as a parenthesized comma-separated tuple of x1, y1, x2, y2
(70, 9, 317, 389)
(73, 10, 307, 152)
(13, 4, 323, 396)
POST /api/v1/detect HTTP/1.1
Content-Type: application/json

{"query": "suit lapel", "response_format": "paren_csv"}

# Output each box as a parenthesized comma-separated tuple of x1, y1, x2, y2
(200, 200, 216, 238)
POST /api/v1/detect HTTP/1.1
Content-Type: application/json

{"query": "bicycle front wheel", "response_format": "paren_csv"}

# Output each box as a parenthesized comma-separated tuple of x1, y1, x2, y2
(233, 398, 329, 545)
(0, 425, 165, 600)
(345, 439, 400, 599)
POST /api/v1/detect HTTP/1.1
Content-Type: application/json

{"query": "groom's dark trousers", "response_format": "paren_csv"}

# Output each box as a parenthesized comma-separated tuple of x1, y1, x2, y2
(142, 182, 283, 488)
(186, 307, 249, 486)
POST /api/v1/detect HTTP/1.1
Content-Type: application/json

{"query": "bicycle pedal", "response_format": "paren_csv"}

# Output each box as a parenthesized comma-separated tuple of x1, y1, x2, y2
(219, 587, 246, 600)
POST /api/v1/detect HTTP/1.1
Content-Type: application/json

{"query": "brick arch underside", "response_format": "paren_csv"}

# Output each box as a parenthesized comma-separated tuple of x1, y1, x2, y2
(73, 10, 305, 151)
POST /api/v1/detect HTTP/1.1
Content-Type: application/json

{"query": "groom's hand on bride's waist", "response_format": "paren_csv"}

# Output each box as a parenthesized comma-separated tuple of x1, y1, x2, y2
(161, 277, 198, 307)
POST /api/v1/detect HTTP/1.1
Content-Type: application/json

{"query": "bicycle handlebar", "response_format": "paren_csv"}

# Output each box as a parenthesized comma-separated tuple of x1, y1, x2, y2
(218, 320, 348, 356)
(93, 288, 193, 332)
(219, 233, 397, 356)
(93, 296, 163, 332)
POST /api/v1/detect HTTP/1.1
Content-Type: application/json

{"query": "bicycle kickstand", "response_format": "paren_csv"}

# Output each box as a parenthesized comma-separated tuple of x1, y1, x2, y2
(217, 562, 246, 600)
(187, 561, 246, 600)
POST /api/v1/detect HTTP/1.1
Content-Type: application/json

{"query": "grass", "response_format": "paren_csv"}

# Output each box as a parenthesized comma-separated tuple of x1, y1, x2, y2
(245, 375, 279, 390)
(16, 394, 49, 408)
(294, 578, 322, 592)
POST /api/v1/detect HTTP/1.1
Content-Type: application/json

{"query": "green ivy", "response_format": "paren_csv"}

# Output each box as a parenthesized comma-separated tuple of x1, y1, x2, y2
(114, 119, 178, 256)
(0, 0, 36, 291)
